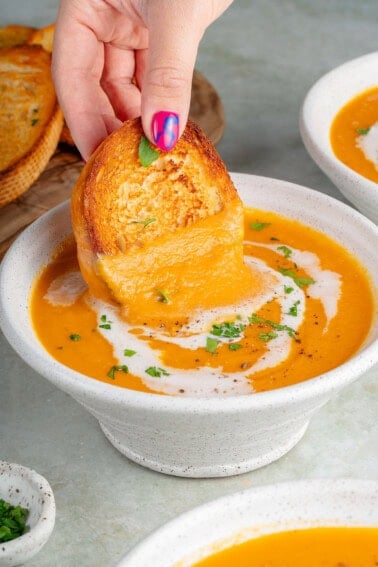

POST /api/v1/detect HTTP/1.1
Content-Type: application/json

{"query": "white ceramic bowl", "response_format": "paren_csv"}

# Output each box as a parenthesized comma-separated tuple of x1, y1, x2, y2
(0, 461, 55, 567)
(300, 51, 378, 224)
(0, 174, 377, 478)
(117, 478, 378, 566)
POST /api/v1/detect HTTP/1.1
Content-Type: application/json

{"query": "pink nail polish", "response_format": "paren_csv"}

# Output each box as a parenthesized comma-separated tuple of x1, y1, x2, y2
(152, 111, 179, 151)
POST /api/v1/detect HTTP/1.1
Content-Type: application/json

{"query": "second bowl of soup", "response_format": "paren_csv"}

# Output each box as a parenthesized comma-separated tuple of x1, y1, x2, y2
(300, 51, 378, 223)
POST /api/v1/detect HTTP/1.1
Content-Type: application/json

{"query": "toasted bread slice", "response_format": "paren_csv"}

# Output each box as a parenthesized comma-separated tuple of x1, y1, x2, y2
(27, 23, 76, 148)
(27, 22, 55, 53)
(80, 118, 237, 255)
(72, 118, 259, 328)
(0, 45, 63, 207)
(0, 25, 35, 48)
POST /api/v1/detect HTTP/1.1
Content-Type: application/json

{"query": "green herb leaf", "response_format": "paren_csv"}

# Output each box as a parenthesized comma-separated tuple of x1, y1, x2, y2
(259, 331, 278, 342)
(0, 499, 29, 543)
(31, 118, 39, 126)
(229, 343, 243, 351)
(249, 313, 297, 339)
(211, 321, 246, 338)
(156, 288, 170, 304)
(107, 365, 129, 379)
(278, 267, 315, 288)
(99, 314, 112, 329)
(69, 333, 81, 341)
(250, 221, 271, 231)
(145, 366, 170, 377)
(284, 285, 294, 294)
(124, 349, 137, 357)
(139, 136, 159, 166)
(287, 300, 300, 316)
(277, 245, 292, 258)
(356, 127, 370, 135)
(132, 218, 156, 228)
(206, 337, 219, 354)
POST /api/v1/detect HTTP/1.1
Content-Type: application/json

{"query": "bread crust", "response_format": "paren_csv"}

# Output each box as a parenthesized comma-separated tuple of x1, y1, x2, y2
(77, 117, 238, 255)
(0, 25, 35, 48)
(27, 23, 55, 53)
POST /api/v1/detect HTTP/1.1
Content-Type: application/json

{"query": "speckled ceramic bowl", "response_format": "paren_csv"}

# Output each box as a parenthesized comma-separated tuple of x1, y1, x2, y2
(0, 461, 55, 567)
(117, 478, 378, 566)
(300, 51, 378, 224)
(0, 174, 377, 478)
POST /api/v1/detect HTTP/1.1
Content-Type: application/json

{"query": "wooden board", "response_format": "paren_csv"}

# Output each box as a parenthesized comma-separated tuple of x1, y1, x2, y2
(0, 70, 225, 260)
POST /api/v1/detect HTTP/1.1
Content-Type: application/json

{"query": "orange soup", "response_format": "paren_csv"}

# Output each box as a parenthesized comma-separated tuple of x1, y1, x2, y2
(192, 527, 378, 567)
(330, 86, 378, 183)
(30, 208, 374, 396)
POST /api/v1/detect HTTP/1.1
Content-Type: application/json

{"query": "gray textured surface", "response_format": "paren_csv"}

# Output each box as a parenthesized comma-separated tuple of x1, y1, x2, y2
(0, 1, 377, 565)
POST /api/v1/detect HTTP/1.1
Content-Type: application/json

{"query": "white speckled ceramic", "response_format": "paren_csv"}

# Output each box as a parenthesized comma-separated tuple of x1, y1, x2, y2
(300, 52, 378, 224)
(117, 478, 378, 566)
(0, 174, 377, 478)
(0, 462, 55, 567)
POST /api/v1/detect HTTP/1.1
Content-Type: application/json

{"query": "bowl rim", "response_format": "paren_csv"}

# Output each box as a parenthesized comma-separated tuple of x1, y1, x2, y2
(299, 50, 378, 190)
(0, 173, 377, 413)
(118, 477, 378, 566)
(0, 461, 55, 558)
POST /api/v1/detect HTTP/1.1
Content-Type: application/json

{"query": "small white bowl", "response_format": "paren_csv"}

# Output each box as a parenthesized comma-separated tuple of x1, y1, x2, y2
(0, 174, 377, 478)
(300, 51, 378, 224)
(0, 461, 55, 567)
(117, 478, 378, 566)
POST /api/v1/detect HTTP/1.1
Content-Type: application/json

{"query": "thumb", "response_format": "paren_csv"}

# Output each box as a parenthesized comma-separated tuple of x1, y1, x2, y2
(141, 4, 206, 150)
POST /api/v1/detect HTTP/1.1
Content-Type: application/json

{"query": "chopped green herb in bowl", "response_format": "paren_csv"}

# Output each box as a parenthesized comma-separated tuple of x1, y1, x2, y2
(0, 498, 29, 543)
(0, 461, 56, 566)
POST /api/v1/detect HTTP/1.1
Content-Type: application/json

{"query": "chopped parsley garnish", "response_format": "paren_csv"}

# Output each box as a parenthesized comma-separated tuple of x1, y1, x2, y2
(206, 337, 219, 354)
(259, 331, 278, 342)
(139, 136, 159, 166)
(123, 349, 137, 357)
(229, 343, 242, 351)
(132, 218, 156, 228)
(249, 313, 297, 339)
(284, 285, 294, 294)
(278, 267, 315, 288)
(277, 245, 292, 258)
(107, 365, 129, 379)
(31, 118, 39, 126)
(356, 127, 370, 136)
(250, 221, 271, 231)
(145, 366, 170, 377)
(0, 499, 29, 543)
(287, 300, 300, 316)
(156, 289, 170, 303)
(99, 314, 112, 329)
(211, 321, 246, 338)
(69, 333, 81, 341)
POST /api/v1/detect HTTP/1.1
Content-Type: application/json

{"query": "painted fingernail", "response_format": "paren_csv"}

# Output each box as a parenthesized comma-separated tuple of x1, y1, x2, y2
(152, 111, 179, 151)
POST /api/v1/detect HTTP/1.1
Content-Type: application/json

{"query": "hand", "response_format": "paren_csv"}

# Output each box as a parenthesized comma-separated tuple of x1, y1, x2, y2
(52, 0, 233, 160)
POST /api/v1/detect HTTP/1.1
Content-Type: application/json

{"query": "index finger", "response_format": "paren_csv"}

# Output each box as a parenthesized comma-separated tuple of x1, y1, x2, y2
(52, 11, 111, 160)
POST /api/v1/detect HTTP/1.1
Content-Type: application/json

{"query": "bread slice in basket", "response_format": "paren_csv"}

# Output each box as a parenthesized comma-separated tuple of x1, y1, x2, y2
(72, 118, 259, 328)
(0, 25, 35, 48)
(0, 45, 63, 207)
